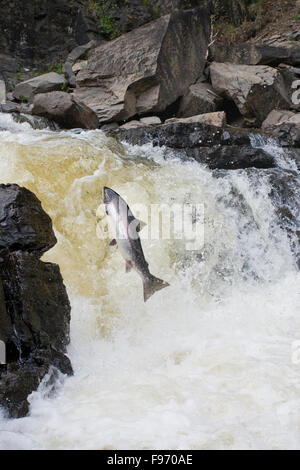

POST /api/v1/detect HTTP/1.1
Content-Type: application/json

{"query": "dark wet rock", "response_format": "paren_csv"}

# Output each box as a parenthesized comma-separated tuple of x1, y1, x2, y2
(11, 113, 59, 131)
(113, 122, 260, 148)
(270, 122, 300, 148)
(0, 184, 72, 418)
(266, 169, 300, 266)
(0, 184, 57, 257)
(187, 146, 275, 169)
(1, 251, 71, 355)
(76, 8, 210, 123)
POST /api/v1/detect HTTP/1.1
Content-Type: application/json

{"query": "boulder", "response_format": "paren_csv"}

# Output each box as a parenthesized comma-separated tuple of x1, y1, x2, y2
(262, 110, 298, 130)
(120, 120, 145, 130)
(165, 111, 226, 127)
(186, 146, 275, 169)
(113, 121, 261, 149)
(63, 40, 97, 88)
(211, 42, 300, 67)
(140, 116, 162, 125)
(32, 91, 99, 129)
(0, 184, 72, 418)
(210, 62, 291, 126)
(13, 72, 67, 102)
(0, 184, 57, 257)
(1, 251, 71, 356)
(75, 8, 210, 123)
(178, 82, 223, 117)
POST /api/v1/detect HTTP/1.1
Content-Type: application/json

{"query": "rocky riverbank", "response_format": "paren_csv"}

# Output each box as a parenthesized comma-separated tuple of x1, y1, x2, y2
(0, 185, 72, 418)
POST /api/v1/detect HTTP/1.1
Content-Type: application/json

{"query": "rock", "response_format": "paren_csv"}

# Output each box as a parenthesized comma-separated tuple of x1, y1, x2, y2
(0, 184, 72, 418)
(186, 146, 275, 169)
(210, 62, 291, 126)
(0, 1, 100, 73)
(13, 72, 67, 103)
(32, 91, 99, 129)
(0, 54, 18, 92)
(266, 169, 300, 266)
(75, 8, 210, 123)
(0, 102, 20, 114)
(1, 251, 71, 355)
(270, 121, 300, 147)
(211, 42, 300, 67)
(178, 82, 223, 118)
(120, 120, 145, 130)
(0, 280, 13, 348)
(72, 60, 88, 74)
(262, 110, 298, 130)
(11, 112, 59, 131)
(63, 40, 97, 88)
(0, 80, 5, 103)
(101, 122, 119, 132)
(113, 121, 261, 149)
(140, 116, 162, 125)
(165, 111, 226, 127)
(0, 184, 57, 257)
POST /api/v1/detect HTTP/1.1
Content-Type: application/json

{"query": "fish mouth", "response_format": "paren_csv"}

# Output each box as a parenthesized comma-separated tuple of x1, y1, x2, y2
(103, 187, 119, 204)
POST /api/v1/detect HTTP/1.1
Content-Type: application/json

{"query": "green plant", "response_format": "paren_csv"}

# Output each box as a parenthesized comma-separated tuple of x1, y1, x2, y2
(85, 0, 120, 39)
(61, 82, 68, 91)
(48, 61, 63, 75)
(14, 72, 21, 81)
(19, 95, 28, 104)
(293, 12, 299, 21)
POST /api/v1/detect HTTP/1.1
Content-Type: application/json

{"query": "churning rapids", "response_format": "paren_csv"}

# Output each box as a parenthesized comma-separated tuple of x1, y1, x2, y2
(0, 112, 300, 450)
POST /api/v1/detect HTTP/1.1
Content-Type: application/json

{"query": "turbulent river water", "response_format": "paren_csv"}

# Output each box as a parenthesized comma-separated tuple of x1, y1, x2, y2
(0, 113, 300, 450)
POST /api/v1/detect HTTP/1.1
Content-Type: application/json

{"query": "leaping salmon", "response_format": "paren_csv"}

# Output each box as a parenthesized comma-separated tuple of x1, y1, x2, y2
(103, 187, 169, 302)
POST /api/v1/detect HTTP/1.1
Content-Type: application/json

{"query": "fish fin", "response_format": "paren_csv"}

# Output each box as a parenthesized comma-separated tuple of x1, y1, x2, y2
(109, 239, 117, 246)
(125, 261, 133, 273)
(143, 275, 170, 302)
(136, 219, 147, 232)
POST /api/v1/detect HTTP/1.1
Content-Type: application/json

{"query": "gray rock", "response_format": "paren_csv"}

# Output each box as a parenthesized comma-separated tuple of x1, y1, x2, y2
(0, 102, 20, 113)
(210, 62, 291, 125)
(140, 116, 162, 125)
(178, 82, 223, 118)
(120, 120, 145, 130)
(75, 8, 210, 123)
(32, 91, 99, 129)
(165, 111, 226, 127)
(211, 42, 300, 67)
(13, 72, 67, 102)
(262, 110, 297, 130)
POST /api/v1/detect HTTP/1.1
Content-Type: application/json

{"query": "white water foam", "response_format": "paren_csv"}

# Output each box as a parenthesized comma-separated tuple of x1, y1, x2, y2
(0, 120, 299, 449)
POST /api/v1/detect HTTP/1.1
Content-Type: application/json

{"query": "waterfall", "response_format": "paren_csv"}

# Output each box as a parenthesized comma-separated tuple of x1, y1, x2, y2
(0, 115, 299, 450)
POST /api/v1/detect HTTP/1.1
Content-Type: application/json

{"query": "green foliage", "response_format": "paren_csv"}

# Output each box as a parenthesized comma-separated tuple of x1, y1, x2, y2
(85, 0, 120, 39)
(19, 95, 28, 104)
(48, 61, 63, 75)
(61, 82, 68, 92)
(293, 12, 299, 21)
(14, 72, 21, 81)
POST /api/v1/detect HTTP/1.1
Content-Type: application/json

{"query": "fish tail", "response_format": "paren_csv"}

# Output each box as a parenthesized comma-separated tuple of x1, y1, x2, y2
(143, 275, 170, 302)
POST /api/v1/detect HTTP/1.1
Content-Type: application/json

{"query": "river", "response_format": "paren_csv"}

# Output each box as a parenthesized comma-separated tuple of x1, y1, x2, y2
(0, 113, 299, 450)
